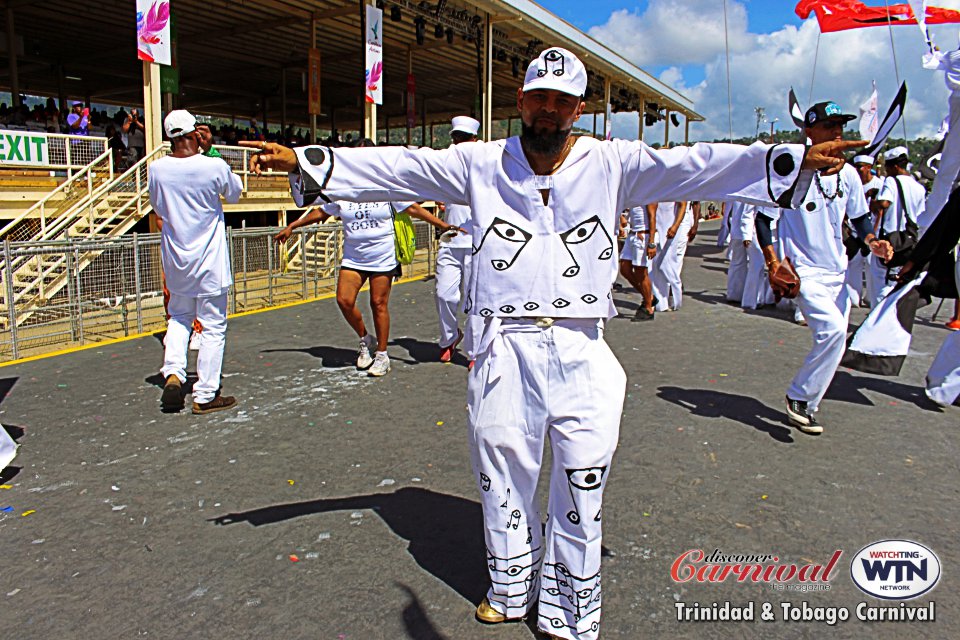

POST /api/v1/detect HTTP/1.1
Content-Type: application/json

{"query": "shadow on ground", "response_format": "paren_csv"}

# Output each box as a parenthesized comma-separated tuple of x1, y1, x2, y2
(210, 487, 489, 605)
(657, 386, 796, 443)
(827, 370, 944, 412)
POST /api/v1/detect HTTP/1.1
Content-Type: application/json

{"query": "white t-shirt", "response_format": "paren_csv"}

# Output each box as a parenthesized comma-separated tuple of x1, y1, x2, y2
(875, 175, 924, 235)
(778, 164, 868, 277)
(862, 175, 883, 201)
(149, 153, 243, 297)
(726, 200, 748, 241)
(626, 205, 648, 232)
(322, 201, 414, 271)
(443, 203, 473, 249)
(655, 202, 692, 246)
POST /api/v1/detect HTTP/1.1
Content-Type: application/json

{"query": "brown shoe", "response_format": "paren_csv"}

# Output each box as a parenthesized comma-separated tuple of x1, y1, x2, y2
(160, 375, 183, 411)
(192, 395, 237, 415)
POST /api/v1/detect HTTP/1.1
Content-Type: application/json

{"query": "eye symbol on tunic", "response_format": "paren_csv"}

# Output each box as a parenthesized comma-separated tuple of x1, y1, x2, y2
(507, 565, 523, 576)
(476, 218, 532, 271)
(493, 221, 528, 242)
(564, 219, 600, 244)
(559, 215, 614, 277)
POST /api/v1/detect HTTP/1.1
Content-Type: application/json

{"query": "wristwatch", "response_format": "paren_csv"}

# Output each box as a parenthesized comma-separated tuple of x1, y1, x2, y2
(646, 242, 657, 249)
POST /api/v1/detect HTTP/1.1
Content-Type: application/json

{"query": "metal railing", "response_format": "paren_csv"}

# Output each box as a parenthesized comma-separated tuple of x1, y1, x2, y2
(0, 149, 115, 243)
(0, 222, 438, 362)
(0, 131, 108, 175)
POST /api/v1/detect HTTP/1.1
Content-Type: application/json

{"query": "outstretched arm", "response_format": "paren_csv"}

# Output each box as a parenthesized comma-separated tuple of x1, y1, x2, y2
(274, 207, 332, 243)
(618, 139, 867, 210)
(402, 203, 464, 234)
(240, 141, 470, 208)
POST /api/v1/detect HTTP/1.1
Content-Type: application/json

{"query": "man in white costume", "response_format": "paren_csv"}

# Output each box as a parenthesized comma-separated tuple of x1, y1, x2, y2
(716, 201, 731, 248)
(868, 146, 925, 306)
(739, 203, 776, 310)
(152, 110, 243, 414)
(244, 48, 861, 640)
(849, 154, 882, 306)
(435, 116, 484, 365)
(618, 204, 658, 320)
(651, 201, 695, 311)
(724, 200, 749, 303)
(755, 101, 891, 435)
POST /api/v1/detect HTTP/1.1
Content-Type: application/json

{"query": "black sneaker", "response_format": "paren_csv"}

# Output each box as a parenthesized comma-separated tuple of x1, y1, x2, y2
(802, 413, 824, 435)
(785, 396, 823, 434)
(161, 374, 184, 412)
(632, 307, 655, 322)
(785, 396, 810, 427)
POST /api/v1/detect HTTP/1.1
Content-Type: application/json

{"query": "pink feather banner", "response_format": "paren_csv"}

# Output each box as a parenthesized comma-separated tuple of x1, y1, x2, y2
(137, 0, 172, 65)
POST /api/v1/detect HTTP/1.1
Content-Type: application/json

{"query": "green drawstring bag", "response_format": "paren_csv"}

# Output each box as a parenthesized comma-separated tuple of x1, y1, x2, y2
(391, 204, 416, 265)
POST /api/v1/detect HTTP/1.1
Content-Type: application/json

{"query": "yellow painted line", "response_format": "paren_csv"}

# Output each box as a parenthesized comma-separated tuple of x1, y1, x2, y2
(0, 275, 428, 368)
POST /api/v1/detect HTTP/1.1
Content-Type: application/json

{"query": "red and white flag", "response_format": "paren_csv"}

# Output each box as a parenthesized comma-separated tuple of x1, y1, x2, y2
(796, 0, 960, 33)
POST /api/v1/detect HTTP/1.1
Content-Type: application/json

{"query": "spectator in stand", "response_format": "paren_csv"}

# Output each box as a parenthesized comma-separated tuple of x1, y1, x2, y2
(66, 102, 89, 135)
(106, 125, 126, 171)
(123, 108, 146, 163)
(44, 97, 59, 124)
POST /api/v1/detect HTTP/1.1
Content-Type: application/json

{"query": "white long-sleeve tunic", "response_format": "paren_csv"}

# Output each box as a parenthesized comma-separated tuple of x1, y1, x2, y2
(290, 136, 809, 318)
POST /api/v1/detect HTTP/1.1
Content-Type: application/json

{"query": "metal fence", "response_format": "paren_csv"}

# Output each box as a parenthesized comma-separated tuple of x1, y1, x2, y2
(0, 130, 108, 175)
(0, 221, 438, 362)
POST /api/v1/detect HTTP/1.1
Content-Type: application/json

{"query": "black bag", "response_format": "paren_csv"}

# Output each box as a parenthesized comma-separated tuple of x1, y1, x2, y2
(881, 176, 919, 268)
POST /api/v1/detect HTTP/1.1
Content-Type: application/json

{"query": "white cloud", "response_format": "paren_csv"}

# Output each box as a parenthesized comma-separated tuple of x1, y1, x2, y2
(588, 0, 751, 67)
(588, 0, 960, 142)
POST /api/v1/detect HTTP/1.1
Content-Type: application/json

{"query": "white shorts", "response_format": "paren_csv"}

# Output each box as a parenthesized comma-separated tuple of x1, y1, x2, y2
(619, 233, 653, 267)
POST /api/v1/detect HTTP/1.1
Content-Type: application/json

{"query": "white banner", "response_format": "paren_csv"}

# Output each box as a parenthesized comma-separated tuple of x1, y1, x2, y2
(859, 81, 879, 143)
(137, 0, 172, 66)
(0, 130, 51, 166)
(365, 6, 383, 105)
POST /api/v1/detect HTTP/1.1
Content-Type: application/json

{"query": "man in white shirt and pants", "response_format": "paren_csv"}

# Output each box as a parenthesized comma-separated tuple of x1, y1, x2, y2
(724, 200, 749, 302)
(651, 201, 694, 311)
(850, 154, 882, 307)
(755, 102, 892, 435)
(435, 116, 484, 365)
(868, 146, 925, 306)
(246, 47, 860, 640)
(739, 204, 776, 310)
(152, 110, 243, 414)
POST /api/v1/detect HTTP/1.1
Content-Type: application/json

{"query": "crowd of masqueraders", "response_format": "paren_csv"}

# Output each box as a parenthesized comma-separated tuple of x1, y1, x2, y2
(140, 46, 957, 640)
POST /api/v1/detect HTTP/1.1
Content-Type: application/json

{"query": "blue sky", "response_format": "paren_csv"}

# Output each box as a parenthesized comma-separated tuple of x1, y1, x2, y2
(554, 0, 791, 33)
(549, 1, 801, 89)
(542, 0, 960, 141)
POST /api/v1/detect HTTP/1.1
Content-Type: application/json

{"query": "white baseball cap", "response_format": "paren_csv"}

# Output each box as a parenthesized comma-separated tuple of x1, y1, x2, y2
(852, 154, 875, 165)
(523, 47, 588, 97)
(885, 146, 909, 161)
(451, 116, 480, 136)
(163, 109, 197, 138)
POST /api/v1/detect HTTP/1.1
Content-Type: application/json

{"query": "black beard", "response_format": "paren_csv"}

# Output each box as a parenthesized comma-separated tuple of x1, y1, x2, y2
(520, 121, 571, 156)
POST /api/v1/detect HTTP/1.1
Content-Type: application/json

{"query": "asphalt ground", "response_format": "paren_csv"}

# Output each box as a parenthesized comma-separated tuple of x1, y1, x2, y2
(0, 220, 957, 639)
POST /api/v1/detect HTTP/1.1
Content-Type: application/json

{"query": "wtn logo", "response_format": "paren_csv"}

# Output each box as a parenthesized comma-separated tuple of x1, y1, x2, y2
(861, 558, 928, 583)
(851, 540, 941, 600)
